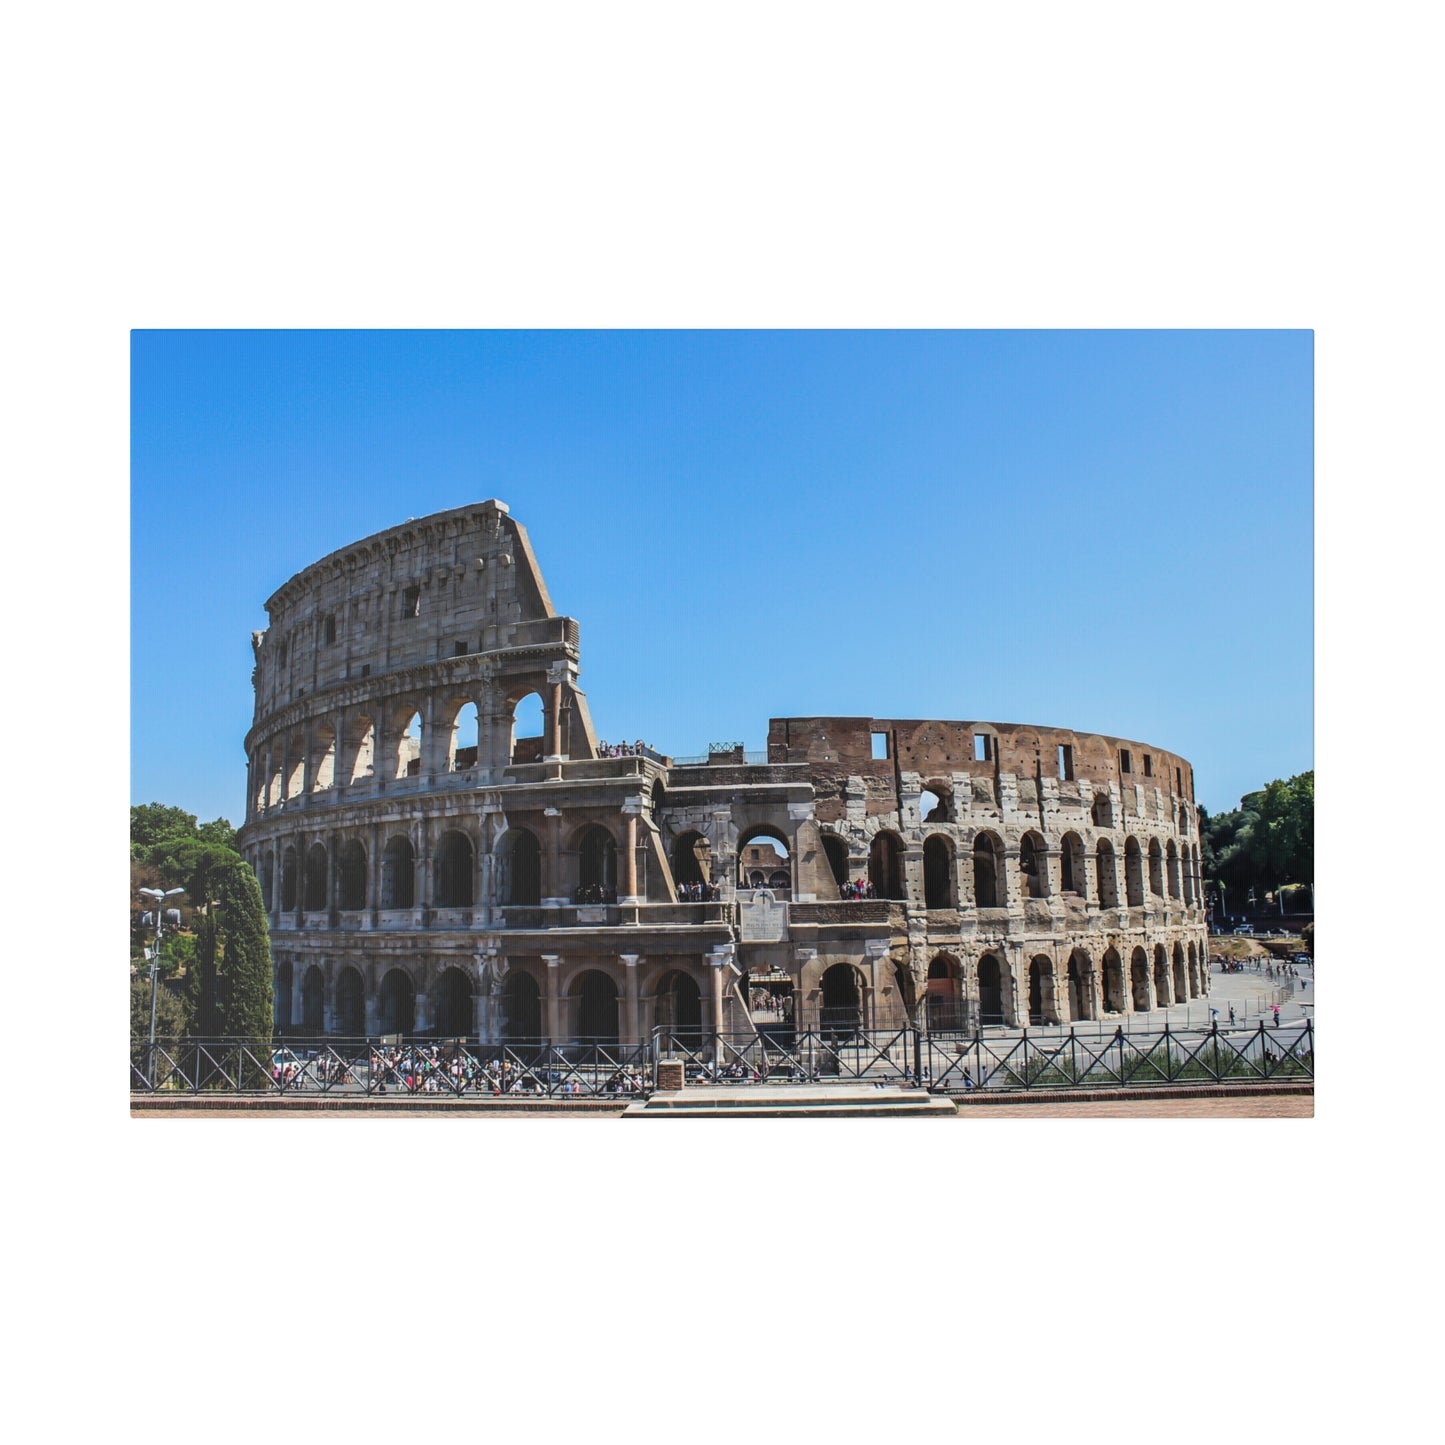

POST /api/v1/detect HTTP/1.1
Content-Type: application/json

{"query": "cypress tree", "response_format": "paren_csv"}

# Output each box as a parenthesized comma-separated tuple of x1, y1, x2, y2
(189, 910, 221, 1037)
(215, 859, 274, 1043)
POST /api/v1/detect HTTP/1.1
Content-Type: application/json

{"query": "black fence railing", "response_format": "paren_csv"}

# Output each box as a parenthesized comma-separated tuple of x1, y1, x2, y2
(131, 1021, 1313, 1099)
(131, 1038, 650, 1099)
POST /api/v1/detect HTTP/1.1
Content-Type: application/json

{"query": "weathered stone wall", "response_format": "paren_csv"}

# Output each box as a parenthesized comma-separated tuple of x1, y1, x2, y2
(238, 501, 1211, 1046)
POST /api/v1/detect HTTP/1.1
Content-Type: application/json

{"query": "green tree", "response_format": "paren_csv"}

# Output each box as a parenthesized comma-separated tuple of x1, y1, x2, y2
(131, 974, 189, 1044)
(214, 860, 274, 1043)
(187, 910, 221, 1036)
(130, 802, 198, 858)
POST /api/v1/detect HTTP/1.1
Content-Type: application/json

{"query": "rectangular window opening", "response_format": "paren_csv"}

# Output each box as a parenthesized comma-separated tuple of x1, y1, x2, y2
(1058, 744, 1074, 781)
(454, 640, 468, 656)
(870, 731, 889, 761)
(1175, 766, 1182, 793)
(974, 733, 991, 763)
(1143, 753, 1153, 777)
(402, 585, 420, 619)
(1120, 748, 1132, 774)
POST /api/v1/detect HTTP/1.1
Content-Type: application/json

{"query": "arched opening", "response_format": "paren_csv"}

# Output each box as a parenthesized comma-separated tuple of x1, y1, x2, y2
(1102, 948, 1124, 1013)
(380, 835, 415, 909)
(1166, 841, 1181, 900)
(1148, 839, 1164, 898)
(1130, 948, 1150, 1010)
(310, 724, 336, 791)
(434, 830, 475, 908)
(284, 733, 305, 800)
(1182, 847, 1196, 906)
(572, 970, 619, 1044)
(337, 840, 367, 910)
(1096, 839, 1118, 908)
(434, 967, 473, 1038)
(1153, 945, 1171, 1007)
(301, 965, 324, 1032)
(920, 783, 953, 823)
(868, 831, 904, 900)
(503, 971, 543, 1043)
(1060, 833, 1085, 895)
(511, 691, 545, 765)
(923, 835, 955, 909)
(1067, 950, 1093, 1021)
(820, 963, 863, 1033)
(346, 715, 375, 785)
(654, 970, 703, 1040)
(1092, 792, 1114, 829)
(1125, 838, 1144, 907)
(977, 954, 1006, 1025)
(505, 829, 542, 906)
(671, 831, 711, 888)
(304, 842, 328, 912)
(337, 967, 365, 1035)
(396, 709, 423, 780)
(449, 701, 480, 771)
(281, 846, 298, 911)
(378, 969, 415, 1035)
(577, 825, 617, 902)
(821, 834, 849, 888)
(1020, 832, 1048, 899)
(1028, 955, 1057, 1024)
(973, 834, 1003, 909)
(738, 830, 791, 894)
(275, 961, 293, 1029)
(926, 954, 964, 1031)
(261, 852, 276, 912)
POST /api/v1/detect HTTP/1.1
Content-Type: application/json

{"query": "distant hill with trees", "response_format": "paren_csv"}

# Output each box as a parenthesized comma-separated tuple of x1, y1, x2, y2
(1200, 770, 1313, 920)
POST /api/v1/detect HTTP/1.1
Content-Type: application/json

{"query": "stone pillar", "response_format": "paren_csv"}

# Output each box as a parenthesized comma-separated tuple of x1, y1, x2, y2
(709, 947, 732, 1036)
(621, 954, 641, 1045)
(291, 966, 304, 1032)
(545, 675, 565, 761)
(414, 983, 431, 1034)
(541, 807, 566, 906)
(621, 803, 641, 903)
(543, 955, 562, 1042)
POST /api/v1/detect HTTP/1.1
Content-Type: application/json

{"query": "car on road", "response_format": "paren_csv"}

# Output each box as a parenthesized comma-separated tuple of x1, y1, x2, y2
(1232, 924, 1254, 936)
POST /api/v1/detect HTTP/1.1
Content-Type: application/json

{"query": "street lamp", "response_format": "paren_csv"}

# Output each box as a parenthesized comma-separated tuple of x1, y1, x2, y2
(138, 886, 186, 1087)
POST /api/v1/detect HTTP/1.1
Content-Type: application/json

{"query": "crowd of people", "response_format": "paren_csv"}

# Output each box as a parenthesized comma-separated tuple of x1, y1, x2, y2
(597, 739, 654, 758)
(839, 879, 877, 900)
(749, 988, 794, 1021)
(574, 884, 617, 904)
(270, 1044, 644, 1097)
(676, 881, 720, 902)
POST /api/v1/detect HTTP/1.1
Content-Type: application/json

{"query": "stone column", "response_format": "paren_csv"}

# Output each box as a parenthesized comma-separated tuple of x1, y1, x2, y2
(543, 955, 562, 1042)
(542, 807, 566, 906)
(709, 947, 733, 1037)
(621, 801, 642, 903)
(291, 966, 304, 1033)
(545, 662, 569, 761)
(621, 954, 641, 1045)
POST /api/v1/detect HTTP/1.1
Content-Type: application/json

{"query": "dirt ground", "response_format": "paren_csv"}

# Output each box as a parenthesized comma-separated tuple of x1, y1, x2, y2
(953, 1094, 1312, 1118)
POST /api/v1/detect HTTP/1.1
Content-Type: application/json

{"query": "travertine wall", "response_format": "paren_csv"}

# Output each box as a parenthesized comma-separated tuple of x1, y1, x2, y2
(238, 502, 1210, 1045)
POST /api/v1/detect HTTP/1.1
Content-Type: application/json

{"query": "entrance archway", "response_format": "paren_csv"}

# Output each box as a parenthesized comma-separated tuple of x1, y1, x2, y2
(434, 967, 473, 1037)
(337, 967, 364, 1035)
(503, 971, 543, 1043)
(926, 954, 963, 1031)
(572, 970, 619, 1044)
(1130, 948, 1150, 1010)
(820, 963, 863, 1033)
(977, 954, 1006, 1025)
(1102, 948, 1124, 1013)
(378, 969, 415, 1035)
(301, 965, 324, 1031)
(655, 969, 703, 1040)
(1028, 955, 1057, 1024)
(1067, 950, 1093, 1021)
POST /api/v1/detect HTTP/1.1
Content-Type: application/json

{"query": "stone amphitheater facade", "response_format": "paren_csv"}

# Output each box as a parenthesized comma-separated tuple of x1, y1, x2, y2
(238, 500, 1210, 1045)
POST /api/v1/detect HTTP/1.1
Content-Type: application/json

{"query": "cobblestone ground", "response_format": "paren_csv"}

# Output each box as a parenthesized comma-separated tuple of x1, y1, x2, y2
(136, 1092, 1312, 1120)
(953, 1094, 1312, 1118)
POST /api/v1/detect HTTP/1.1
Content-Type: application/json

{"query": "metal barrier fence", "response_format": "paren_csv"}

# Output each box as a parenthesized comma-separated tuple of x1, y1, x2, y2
(131, 1020, 1312, 1098)
(131, 1038, 650, 1099)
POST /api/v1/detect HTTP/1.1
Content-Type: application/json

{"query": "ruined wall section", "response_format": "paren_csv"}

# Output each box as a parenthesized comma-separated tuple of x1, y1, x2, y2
(768, 716, 1196, 824)
(252, 500, 564, 719)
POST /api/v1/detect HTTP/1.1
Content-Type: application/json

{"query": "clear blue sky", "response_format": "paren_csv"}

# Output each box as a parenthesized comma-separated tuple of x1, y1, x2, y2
(131, 330, 1312, 824)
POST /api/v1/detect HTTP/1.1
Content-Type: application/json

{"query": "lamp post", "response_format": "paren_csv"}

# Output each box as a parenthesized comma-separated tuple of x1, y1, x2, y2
(138, 886, 186, 1087)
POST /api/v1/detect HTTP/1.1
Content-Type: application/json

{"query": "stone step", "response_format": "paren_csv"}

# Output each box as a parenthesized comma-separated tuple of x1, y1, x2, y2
(622, 1085, 958, 1118)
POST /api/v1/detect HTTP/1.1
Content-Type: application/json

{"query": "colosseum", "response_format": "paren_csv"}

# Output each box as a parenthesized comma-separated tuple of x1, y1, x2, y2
(238, 500, 1210, 1050)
